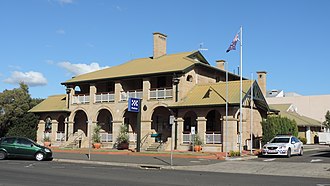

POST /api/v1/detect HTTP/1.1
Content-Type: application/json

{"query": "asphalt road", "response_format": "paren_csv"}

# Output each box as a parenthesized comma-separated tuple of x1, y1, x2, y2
(0, 160, 329, 186)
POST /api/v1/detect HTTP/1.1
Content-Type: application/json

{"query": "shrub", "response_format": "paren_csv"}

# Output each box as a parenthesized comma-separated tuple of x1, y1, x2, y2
(92, 125, 101, 143)
(261, 115, 298, 145)
(298, 137, 307, 144)
(229, 150, 240, 157)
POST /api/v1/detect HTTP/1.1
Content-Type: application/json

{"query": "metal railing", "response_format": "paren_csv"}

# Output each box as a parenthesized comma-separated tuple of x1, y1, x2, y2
(149, 88, 173, 99)
(120, 90, 143, 101)
(95, 92, 115, 103)
(72, 94, 90, 104)
(129, 132, 137, 142)
(56, 132, 65, 141)
(205, 133, 222, 144)
(182, 133, 192, 144)
(100, 133, 113, 142)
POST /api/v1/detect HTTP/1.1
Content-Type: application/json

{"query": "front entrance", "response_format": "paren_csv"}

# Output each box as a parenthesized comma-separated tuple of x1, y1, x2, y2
(151, 107, 171, 142)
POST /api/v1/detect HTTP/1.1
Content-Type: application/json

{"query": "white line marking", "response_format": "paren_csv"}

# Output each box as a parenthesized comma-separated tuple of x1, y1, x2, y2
(263, 158, 276, 162)
(311, 159, 323, 163)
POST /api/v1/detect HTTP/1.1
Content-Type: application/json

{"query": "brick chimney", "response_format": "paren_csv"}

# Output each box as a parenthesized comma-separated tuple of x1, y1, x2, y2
(215, 60, 226, 70)
(257, 71, 267, 97)
(153, 32, 167, 59)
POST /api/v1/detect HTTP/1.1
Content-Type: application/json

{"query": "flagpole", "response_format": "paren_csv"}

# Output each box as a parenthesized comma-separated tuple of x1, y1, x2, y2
(225, 61, 228, 158)
(250, 73, 253, 155)
(239, 26, 243, 155)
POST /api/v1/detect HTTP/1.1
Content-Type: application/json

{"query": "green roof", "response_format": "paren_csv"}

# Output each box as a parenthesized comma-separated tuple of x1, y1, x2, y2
(62, 51, 207, 84)
(269, 104, 321, 127)
(29, 94, 69, 113)
(170, 80, 253, 108)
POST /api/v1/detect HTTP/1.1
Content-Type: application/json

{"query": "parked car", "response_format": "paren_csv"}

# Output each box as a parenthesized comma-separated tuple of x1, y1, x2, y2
(262, 135, 303, 158)
(0, 137, 53, 161)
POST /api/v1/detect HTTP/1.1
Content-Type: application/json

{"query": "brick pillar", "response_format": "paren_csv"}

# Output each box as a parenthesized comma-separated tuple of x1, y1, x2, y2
(196, 117, 206, 143)
(142, 78, 150, 101)
(176, 117, 184, 145)
(37, 120, 45, 144)
(112, 120, 122, 144)
(114, 82, 122, 103)
(89, 84, 96, 105)
(52, 120, 58, 142)
(222, 115, 239, 152)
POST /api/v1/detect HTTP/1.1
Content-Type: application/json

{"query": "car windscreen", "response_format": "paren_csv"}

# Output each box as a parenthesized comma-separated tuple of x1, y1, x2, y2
(270, 137, 290, 143)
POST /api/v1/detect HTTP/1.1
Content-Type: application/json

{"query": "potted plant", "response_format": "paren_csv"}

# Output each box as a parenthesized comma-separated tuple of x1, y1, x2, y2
(193, 134, 203, 152)
(116, 125, 129, 150)
(92, 125, 102, 149)
(43, 136, 51, 147)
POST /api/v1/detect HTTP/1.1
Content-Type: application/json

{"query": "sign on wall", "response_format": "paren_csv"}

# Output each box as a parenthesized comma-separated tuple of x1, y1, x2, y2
(128, 97, 140, 113)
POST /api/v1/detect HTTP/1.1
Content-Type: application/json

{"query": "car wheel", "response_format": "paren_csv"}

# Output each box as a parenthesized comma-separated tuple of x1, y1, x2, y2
(286, 148, 291, 158)
(299, 147, 303, 156)
(0, 151, 6, 160)
(35, 152, 45, 161)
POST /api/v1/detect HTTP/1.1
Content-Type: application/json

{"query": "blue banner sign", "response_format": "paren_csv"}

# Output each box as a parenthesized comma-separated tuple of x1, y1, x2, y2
(128, 98, 140, 113)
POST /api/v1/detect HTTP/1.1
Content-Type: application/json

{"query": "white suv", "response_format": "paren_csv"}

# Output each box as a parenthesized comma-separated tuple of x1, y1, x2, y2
(262, 135, 303, 158)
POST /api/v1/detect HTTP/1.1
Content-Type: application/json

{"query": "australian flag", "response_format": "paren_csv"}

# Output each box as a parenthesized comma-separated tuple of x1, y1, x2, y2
(226, 33, 239, 53)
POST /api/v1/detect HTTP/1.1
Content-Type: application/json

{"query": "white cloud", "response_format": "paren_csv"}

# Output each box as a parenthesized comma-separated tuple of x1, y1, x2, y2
(3, 71, 48, 87)
(56, 29, 66, 35)
(57, 61, 108, 76)
(58, 0, 74, 5)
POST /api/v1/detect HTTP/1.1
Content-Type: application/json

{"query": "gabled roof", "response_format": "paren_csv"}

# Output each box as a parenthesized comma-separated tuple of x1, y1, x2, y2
(29, 94, 69, 113)
(169, 80, 269, 111)
(269, 104, 321, 127)
(62, 51, 210, 85)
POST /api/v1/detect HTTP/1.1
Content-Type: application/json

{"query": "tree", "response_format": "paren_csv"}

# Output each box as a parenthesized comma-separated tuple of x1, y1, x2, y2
(261, 115, 298, 144)
(323, 110, 330, 130)
(0, 83, 42, 140)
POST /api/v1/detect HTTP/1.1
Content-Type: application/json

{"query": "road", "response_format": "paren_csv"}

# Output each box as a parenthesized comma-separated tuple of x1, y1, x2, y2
(0, 160, 329, 186)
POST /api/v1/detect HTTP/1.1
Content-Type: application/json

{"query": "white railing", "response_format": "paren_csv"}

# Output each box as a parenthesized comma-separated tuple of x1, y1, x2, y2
(149, 88, 173, 99)
(72, 94, 90, 104)
(95, 93, 115, 103)
(100, 133, 113, 142)
(129, 133, 137, 142)
(120, 90, 143, 101)
(205, 133, 222, 144)
(56, 132, 65, 141)
(182, 133, 192, 144)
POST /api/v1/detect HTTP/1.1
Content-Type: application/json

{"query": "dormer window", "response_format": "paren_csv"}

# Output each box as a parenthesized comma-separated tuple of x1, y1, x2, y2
(186, 75, 193, 82)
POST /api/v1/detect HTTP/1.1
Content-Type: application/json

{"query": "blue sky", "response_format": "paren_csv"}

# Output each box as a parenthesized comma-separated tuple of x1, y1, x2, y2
(1, 0, 329, 98)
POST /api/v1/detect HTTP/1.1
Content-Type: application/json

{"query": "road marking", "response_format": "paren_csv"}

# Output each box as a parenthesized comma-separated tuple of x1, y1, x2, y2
(311, 159, 323, 163)
(263, 158, 276, 162)
(82, 166, 96, 169)
(316, 184, 330, 186)
(25, 163, 35, 168)
(190, 161, 201, 163)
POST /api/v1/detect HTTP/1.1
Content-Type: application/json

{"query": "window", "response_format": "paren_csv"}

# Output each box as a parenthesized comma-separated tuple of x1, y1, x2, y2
(2, 137, 15, 144)
(17, 138, 32, 146)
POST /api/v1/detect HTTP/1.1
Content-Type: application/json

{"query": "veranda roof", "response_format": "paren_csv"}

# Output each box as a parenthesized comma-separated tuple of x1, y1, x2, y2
(29, 94, 69, 113)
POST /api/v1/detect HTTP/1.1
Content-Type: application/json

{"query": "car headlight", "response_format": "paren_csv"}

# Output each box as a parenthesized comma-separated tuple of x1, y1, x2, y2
(262, 146, 267, 149)
(278, 145, 286, 149)
(44, 148, 51, 153)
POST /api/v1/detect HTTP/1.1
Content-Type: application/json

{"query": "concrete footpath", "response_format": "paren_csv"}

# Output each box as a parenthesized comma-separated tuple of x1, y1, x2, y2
(51, 145, 330, 179)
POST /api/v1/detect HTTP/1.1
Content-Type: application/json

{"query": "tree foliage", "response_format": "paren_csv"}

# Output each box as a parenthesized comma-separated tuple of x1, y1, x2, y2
(261, 115, 298, 144)
(323, 110, 330, 129)
(0, 83, 42, 140)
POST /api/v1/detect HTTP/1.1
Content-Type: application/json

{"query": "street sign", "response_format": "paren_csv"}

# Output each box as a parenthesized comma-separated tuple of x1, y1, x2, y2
(191, 126, 195, 135)
(128, 98, 140, 113)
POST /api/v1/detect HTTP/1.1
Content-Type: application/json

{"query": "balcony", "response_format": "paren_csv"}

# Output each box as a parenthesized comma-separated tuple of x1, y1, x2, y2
(149, 88, 173, 100)
(72, 94, 90, 104)
(95, 92, 115, 103)
(120, 90, 143, 101)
